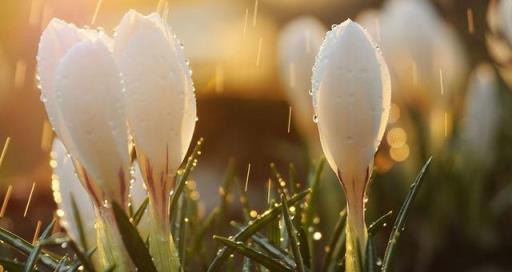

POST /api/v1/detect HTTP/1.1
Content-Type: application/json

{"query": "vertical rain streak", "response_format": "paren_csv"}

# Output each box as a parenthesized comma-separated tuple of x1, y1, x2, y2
(244, 163, 251, 192)
(252, 0, 258, 28)
(256, 37, 263, 66)
(0, 137, 11, 167)
(0, 185, 13, 218)
(91, 0, 104, 25)
(24, 182, 37, 218)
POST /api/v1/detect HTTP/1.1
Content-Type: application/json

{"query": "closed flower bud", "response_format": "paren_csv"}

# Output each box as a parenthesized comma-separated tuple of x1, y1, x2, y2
(278, 16, 325, 155)
(113, 10, 196, 217)
(462, 64, 500, 165)
(311, 19, 391, 270)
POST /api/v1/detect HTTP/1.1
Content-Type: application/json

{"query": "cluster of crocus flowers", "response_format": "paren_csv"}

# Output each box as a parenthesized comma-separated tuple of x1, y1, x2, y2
(38, 9, 196, 271)
(311, 19, 391, 271)
(278, 16, 326, 157)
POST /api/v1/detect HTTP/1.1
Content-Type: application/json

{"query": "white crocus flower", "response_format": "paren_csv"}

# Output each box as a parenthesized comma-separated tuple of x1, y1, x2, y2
(278, 16, 325, 156)
(462, 64, 500, 165)
(311, 19, 391, 271)
(113, 10, 196, 271)
(38, 21, 133, 270)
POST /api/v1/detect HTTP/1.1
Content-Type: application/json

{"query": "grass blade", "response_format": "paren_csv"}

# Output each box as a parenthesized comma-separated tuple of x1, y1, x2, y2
(295, 226, 311, 269)
(207, 189, 310, 272)
(112, 202, 157, 272)
(170, 138, 204, 225)
(368, 211, 393, 237)
(366, 238, 377, 272)
(24, 220, 55, 272)
(381, 157, 432, 272)
(131, 197, 149, 226)
(281, 194, 305, 272)
(322, 209, 347, 271)
(213, 236, 292, 272)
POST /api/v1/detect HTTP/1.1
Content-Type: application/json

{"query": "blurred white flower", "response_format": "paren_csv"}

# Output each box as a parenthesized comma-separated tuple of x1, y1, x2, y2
(113, 10, 196, 221)
(51, 139, 149, 251)
(462, 64, 500, 164)
(487, 0, 512, 88)
(278, 16, 325, 155)
(376, 0, 467, 109)
(311, 19, 391, 269)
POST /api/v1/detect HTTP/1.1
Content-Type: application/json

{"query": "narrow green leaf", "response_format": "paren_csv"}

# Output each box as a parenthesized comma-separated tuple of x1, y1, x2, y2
(207, 189, 310, 272)
(112, 202, 157, 272)
(24, 220, 55, 272)
(368, 211, 393, 237)
(281, 194, 305, 272)
(68, 244, 96, 272)
(131, 197, 149, 226)
(170, 138, 204, 225)
(288, 163, 298, 196)
(0, 227, 60, 269)
(295, 226, 311, 269)
(70, 195, 88, 252)
(191, 207, 220, 253)
(0, 258, 24, 272)
(381, 157, 432, 272)
(213, 236, 292, 272)
(366, 238, 377, 272)
(267, 201, 280, 247)
(177, 191, 188, 269)
(270, 163, 287, 194)
(323, 210, 346, 272)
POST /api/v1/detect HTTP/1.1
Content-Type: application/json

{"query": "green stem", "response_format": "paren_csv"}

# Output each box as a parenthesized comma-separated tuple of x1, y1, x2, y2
(148, 200, 182, 272)
(345, 199, 367, 272)
(96, 206, 135, 271)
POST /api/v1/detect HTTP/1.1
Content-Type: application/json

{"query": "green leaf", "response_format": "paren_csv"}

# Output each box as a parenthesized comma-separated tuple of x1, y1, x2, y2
(248, 233, 295, 268)
(281, 194, 305, 272)
(366, 238, 377, 272)
(323, 210, 346, 272)
(102, 264, 116, 272)
(368, 210, 393, 237)
(68, 244, 96, 272)
(213, 236, 292, 272)
(288, 163, 298, 196)
(295, 226, 311, 269)
(112, 202, 157, 272)
(207, 189, 310, 272)
(131, 197, 149, 226)
(170, 138, 204, 226)
(0, 258, 24, 272)
(381, 157, 432, 272)
(267, 201, 280, 247)
(236, 178, 251, 222)
(24, 220, 55, 272)
(71, 194, 88, 252)
(177, 191, 189, 269)
(191, 207, 219, 254)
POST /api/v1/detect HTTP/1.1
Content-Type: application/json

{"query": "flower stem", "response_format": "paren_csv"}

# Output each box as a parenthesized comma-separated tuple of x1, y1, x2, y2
(95, 206, 135, 271)
(345, 198, 367, 272)
(148, 200, 182, 272)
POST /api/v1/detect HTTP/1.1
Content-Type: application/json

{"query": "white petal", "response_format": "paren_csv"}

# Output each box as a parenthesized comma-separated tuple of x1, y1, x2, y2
(312, 19, 391, 184)
(500, 0, 512, 45)
(51, 139, 96, 250)
(114, 11, 196, 183)
(54, 37, 130, 204)
(37, 19, 92, 140)
(462, 64, 500, 163)
(278, 16, 325, 150)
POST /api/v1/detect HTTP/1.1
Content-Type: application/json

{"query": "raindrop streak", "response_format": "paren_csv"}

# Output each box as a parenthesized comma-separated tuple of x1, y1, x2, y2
(0, 137, 11, 167)
(287, 106, 292, 134)
(32, 220, 42, 244)
(467, 8, 475, 34)
(439, 69, 445, 95)
(256, 37, 263, 67)
(23, 182, 37, 218)
(14, 60, 27, 89)
(252, 0, 258, 28)
(90, 0, 104, 25)
(244, 163, 251, 192)
(267, 178, 272, 204)
(243, 8, 249, 37)
(0, 185, 13, 218)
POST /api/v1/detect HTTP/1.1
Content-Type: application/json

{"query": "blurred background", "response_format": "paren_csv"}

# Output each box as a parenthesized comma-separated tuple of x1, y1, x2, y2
(0, 0, 511, 271)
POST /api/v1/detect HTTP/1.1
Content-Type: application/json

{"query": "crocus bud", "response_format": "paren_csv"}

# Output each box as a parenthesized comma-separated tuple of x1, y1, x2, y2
(462, 64, 500, 165)
(51, 139, 96, 251)
(113, 10, 196, 271)
(278, 16, 325, 156)
(311, 19, 391, 270)
(487, 0, 512, 88)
